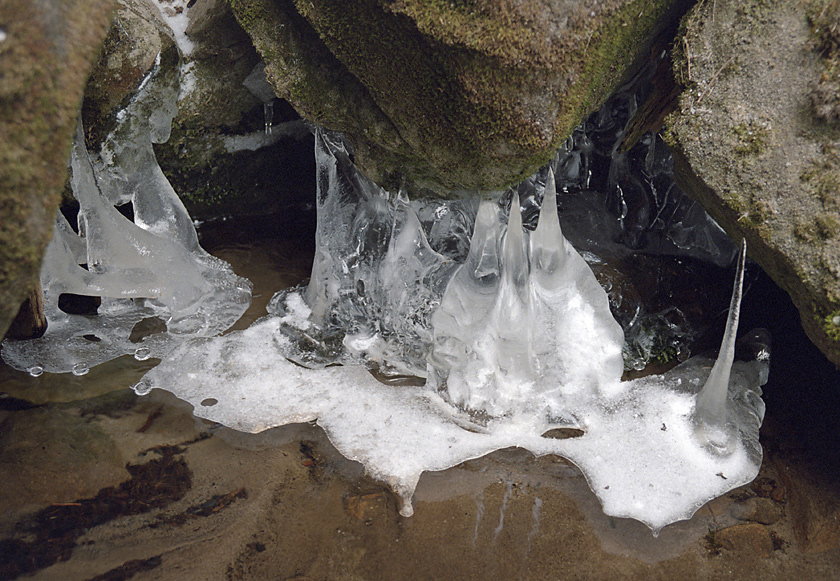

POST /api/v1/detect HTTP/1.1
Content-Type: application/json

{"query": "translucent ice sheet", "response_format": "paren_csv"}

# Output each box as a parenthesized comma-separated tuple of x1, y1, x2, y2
(1, 57, 251, 375)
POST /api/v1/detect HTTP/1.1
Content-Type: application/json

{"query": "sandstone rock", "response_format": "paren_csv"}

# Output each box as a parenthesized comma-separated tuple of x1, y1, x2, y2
(665, 0, 840, 364)
(714, 523, 775, 558)
(343, 491, 390, 521)
(230, 0, 693, 196)
(0, 0, 115, 338)
(776, 457, 840, 553)
(83, 0, 313, 220)
(732, 496, 783, 526)
(154, 0, 315, 219)
(81, 0, 176, 149)
(0, 407, 129, 509)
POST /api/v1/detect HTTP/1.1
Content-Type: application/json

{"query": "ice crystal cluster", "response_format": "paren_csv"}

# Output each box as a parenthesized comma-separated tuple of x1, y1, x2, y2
(1, 57, 770, 532)
(0, 55, 251, 376)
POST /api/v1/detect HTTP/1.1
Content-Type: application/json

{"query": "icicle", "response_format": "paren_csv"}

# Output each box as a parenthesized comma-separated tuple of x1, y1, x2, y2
(0, 61, 252, 374)
(692, 239, 747, 455)
(263, 101, 274, 135)
(135, 132, 769, 535)
(530, 169, 567, 281)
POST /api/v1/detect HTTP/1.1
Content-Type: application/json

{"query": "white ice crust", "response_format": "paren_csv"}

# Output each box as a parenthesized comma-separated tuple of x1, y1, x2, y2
(140, 130, 767, 533)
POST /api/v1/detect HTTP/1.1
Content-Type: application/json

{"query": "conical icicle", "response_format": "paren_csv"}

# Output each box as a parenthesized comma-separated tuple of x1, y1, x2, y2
(531, 169, 568, 279)
(692, 239, 747, 454)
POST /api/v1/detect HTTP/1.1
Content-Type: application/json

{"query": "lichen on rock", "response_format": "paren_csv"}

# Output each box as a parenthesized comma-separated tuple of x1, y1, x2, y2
(665, 0, 840, 364)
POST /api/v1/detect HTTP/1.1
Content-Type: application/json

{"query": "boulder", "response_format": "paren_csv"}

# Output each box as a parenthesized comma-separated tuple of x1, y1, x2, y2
(229, 0, 693, 196)
(82, 0, 313, 221)
(81, 0, 176, 149)
(665, 0, 840, 365)
(0, 0, 115, 339)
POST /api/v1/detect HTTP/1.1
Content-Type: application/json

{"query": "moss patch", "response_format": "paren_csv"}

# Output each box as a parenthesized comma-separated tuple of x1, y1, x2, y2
(825, 310, 840, 342)
(231, 0, 693, 195)
(732, 122, 769, 156)
(806, 0, 840, 123)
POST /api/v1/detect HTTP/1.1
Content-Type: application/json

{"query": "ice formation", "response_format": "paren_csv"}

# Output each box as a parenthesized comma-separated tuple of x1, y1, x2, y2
(532, 57, 739, 371)
(136, 129, 767, 533)
(242, 62, 277, 135)
(0, 35, 768, 528)
(0, 54, 251, 375)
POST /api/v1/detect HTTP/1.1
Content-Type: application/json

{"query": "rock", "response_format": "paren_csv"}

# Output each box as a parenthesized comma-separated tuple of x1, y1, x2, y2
(81, 0, 176, 149)
(230, 0, 693, 196)
(155, 0, 315, 220)
(343, 491, 390, 521)
(714, 523, 775, 558)
(776, 458, 840, 553)
(0, 407, 129, 509)
(0, 0, 115, 339)
(3, 285, 46, 340)
(81, 0, 314, 221)
(665, 0, 840, 364)
(732, 496, 783, 526)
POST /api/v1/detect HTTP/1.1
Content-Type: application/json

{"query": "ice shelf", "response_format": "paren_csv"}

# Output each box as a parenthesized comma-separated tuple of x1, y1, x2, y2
(137, 129, 767, 533)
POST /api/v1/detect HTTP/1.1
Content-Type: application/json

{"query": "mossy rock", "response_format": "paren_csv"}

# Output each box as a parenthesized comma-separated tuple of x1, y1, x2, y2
(0, 0, 115, 338)
(79, 0, 308, 222)
(230, 0, 692, 196)
(81, 0, 175, 149)
(665, 0, 840, 364)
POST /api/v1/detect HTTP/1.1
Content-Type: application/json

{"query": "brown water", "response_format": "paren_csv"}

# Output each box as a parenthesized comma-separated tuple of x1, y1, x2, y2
(1, 230, 840, 580)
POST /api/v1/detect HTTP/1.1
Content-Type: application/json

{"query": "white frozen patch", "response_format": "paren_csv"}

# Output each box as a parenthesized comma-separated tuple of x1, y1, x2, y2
(221, 121, 310, 153)
(142, 324, 765, 532)
(279, 292, 312, 329)
(152, 0, 194, 56)
(178, 61, 196, 100)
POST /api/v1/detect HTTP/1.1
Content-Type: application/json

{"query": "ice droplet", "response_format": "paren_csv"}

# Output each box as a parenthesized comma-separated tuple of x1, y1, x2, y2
(28, 365, 44, 377)
(71, 363, 89, 376)
(134, 347, 152, 361)
(133, 378, 153, 396)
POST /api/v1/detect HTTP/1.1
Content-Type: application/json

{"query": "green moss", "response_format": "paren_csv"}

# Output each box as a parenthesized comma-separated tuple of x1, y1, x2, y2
(806, 0, 840, 124)
(795, 221, 816, 242)
(801, 143, 840, 211)
(817, 213, 840, 238)
(732, 122, 769, 156)
(823, 310, 840, 342)
(232, 0, 692, 194)
(793, 214, 839, 243)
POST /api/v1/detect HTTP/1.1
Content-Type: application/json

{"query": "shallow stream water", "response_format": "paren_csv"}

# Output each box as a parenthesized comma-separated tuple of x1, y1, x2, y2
(1, 217, 840, 580)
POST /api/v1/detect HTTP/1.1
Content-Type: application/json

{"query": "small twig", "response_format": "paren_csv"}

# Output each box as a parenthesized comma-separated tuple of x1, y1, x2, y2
(684, 37, 692, 82)
(137, 405, 164, 433)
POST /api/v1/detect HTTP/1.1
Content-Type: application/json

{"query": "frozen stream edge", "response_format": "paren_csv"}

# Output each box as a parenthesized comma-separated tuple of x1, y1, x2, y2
(141, 306, 766, 533)
(141, 138, 766, 533)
